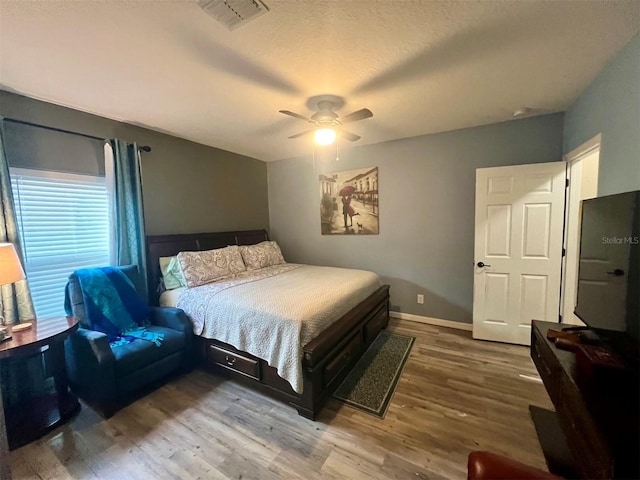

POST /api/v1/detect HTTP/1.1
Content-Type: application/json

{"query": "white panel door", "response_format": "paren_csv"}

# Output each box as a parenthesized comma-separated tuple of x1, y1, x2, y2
(473, 162, 566, 345)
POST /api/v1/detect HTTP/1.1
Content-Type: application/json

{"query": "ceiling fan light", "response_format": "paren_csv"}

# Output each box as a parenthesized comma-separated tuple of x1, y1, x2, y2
(315, 128, 336, 145)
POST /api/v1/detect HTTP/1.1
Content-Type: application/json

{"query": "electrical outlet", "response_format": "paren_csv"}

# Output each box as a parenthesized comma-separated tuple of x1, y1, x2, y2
(417, 294, 424, 304)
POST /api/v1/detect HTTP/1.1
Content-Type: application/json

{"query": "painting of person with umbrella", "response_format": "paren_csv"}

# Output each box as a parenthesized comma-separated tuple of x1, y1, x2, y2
(319, 166, 378, 235)
(339, 185, 359, 228)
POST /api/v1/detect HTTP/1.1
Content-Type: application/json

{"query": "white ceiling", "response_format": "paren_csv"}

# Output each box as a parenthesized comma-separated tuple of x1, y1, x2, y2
(1, 1, 638, 162)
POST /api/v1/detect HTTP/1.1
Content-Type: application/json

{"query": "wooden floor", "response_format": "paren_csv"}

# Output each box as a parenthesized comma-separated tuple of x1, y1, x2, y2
(9, 320, 553, 479)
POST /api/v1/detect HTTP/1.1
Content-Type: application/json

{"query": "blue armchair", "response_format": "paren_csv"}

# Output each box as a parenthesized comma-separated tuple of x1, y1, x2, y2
(64, 265, 193, 417)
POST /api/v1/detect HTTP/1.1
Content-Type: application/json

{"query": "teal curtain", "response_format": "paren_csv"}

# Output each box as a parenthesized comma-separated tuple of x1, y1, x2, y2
(1, 119, 42, 410)
(0, 119, 35, 324)
(108, 139, 148, 300)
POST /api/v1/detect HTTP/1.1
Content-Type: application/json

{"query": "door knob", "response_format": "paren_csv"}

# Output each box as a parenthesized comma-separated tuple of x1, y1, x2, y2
(477, 261, 491, 268)
(606, 269, 625, 276)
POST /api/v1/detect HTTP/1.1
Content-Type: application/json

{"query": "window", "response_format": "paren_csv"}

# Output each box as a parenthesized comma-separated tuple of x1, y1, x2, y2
(10, 168, 111, 318)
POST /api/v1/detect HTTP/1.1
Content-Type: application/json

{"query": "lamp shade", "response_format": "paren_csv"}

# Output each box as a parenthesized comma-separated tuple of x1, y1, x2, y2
(0, 243, 25, 286)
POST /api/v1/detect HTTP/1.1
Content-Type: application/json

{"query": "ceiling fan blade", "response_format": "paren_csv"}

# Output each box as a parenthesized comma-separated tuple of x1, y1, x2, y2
(288, 130, 314, 139)
(340, 108, 373, 124)
(279, 110, 312, 123)
(337, 128, 361, 142)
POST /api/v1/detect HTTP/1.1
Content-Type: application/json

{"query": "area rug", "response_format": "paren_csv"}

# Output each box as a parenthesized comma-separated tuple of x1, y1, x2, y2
(333, 331, 415, 418)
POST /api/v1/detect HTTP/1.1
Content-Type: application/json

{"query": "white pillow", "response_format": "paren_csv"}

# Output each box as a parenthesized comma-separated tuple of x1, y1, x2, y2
(239, 241, 285, 270)
(177, 245, 246, 288)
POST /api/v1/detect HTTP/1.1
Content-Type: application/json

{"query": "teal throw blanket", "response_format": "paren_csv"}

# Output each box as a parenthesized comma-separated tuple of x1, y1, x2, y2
(65, 267, 163, 348)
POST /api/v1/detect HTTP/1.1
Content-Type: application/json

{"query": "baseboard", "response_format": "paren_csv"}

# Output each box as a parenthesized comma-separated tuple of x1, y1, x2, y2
(389, 311, 473, 331)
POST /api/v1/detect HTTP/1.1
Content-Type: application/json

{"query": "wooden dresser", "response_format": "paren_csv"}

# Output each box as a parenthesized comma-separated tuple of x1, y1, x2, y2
(530, 321, 639, 480)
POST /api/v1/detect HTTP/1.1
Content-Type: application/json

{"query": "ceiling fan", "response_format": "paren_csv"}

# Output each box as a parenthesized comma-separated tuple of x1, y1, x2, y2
(279, 95, 373, 144)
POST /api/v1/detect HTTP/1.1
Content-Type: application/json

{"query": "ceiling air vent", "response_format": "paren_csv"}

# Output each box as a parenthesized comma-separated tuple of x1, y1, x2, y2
(197, 0, 270, 31)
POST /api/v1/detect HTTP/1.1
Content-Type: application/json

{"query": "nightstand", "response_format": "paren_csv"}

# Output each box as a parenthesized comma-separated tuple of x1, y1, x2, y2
(0, 316, 80, 450)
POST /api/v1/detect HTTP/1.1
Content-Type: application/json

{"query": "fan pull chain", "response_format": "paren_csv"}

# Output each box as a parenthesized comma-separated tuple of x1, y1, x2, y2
(336, 141, 339, 161)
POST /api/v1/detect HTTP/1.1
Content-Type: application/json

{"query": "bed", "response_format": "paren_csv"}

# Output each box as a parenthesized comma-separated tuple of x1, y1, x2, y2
(146, 230, 390, 420)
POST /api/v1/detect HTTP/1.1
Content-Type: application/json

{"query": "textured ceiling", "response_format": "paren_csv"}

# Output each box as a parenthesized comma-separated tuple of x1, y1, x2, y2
(0, 1, 638, 162)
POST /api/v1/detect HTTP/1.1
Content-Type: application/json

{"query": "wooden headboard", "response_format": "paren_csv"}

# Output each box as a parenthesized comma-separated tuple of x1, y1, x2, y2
(145, 229, 269, 305)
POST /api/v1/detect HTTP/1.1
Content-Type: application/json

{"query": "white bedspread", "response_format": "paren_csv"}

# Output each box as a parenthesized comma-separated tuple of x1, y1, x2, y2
(159, 287, 185, 308)
(175, 263, 381, 393)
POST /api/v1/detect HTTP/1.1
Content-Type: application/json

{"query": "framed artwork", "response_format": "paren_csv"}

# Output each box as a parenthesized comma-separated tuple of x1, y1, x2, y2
(319, 166, 379, 235)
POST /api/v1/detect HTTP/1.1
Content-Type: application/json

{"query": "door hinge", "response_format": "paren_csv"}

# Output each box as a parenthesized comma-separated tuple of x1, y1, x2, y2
(566, 178, 570, 187)
(559, 314, 563, 322)
(562, 248, 566, 257)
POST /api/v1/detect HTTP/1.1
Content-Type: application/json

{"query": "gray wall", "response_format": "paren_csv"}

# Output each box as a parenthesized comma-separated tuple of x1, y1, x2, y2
(0, 91, 269, 235)
(268, 113, 565, 324)
(563, 33, 640, 196)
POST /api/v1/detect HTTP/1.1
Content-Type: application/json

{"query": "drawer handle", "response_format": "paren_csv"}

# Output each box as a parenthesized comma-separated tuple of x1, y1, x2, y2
(225, 355, 236, 366)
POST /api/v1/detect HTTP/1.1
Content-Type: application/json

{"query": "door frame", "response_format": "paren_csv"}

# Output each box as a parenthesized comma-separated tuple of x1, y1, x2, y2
(560, 134, 601, 325)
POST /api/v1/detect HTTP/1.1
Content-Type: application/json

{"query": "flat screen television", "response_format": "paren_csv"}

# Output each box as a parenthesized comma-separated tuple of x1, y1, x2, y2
(575, 190, 640, 371)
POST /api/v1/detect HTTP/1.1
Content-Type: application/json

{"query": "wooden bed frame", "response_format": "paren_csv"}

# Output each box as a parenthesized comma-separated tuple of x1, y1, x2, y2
(146, 229, 390, 420)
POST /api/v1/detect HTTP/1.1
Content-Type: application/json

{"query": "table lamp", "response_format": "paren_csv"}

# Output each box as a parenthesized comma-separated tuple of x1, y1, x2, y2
(0, 242, 27, 341)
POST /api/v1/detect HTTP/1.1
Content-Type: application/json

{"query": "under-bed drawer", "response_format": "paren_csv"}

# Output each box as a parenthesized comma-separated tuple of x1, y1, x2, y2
(323, 333, 362, 388)
(207, 345, 261, 380)
(364, 305, 388, 343)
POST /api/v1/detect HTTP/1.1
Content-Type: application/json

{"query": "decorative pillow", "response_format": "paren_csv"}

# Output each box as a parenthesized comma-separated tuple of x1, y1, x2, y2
(239, 241, 286, 270)
(177, 245, 246, 288)
(159, 256, 187, 290)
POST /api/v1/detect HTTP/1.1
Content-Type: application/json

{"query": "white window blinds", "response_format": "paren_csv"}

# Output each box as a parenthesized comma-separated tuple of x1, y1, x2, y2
(10, 168, 111, 318)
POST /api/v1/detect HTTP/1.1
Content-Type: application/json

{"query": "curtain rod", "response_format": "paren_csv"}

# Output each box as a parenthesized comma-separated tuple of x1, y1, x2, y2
(3, 118, 152, 152)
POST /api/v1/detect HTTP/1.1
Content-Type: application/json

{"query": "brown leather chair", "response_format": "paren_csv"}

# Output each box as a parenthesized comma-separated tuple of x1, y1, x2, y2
(468, 451, 562, 480)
